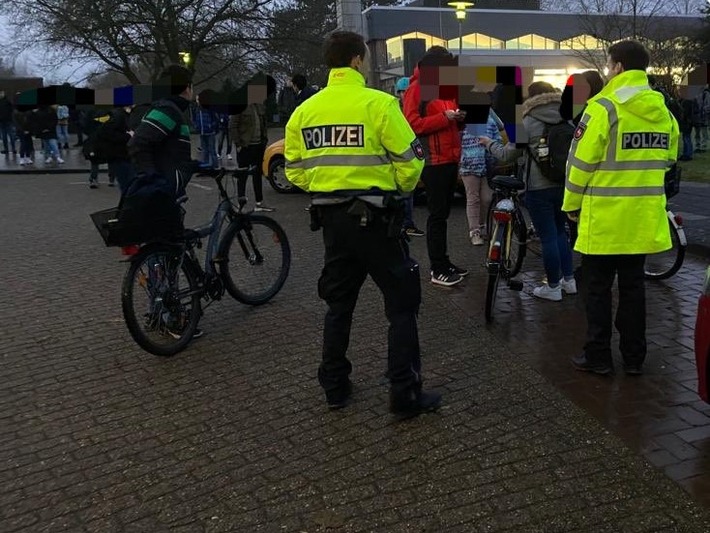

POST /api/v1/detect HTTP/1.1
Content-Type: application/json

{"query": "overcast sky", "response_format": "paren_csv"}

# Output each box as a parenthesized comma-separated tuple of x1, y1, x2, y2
(0, 14, 100, 85)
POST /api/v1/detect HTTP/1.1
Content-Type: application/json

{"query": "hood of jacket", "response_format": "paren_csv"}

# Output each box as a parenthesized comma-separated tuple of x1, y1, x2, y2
(592, 70, 667, 125)
(523, 92, 562, 123)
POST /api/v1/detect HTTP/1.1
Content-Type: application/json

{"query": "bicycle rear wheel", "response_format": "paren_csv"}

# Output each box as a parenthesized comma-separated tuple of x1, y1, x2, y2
(485, 222, 506, 323)
(507, 211, 527, 278)
(121, 245, 201, 356)
(644, 217, 686, 280)
(219, 214, 291, 305)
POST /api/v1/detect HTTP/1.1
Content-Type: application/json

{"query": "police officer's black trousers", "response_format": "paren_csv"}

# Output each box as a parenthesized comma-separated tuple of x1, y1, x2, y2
(582, 254, 647, 367)
(317, 204, 422, 397)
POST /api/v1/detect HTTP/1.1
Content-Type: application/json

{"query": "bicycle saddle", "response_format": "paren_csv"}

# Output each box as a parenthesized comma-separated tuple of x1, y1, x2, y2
(491, 175, 525, 191)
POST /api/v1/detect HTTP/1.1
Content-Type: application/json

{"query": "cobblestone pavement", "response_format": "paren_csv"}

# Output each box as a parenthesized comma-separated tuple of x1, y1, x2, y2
(1, 173, 709, 532)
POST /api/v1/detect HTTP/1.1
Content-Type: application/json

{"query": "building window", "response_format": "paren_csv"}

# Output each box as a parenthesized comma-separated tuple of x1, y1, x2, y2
(560, 35, 602, 50)
(386, 36, 403, 64)
(506, 34, 559, 50)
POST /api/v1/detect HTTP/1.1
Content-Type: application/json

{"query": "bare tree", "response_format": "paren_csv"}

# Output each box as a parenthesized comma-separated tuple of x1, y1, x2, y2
(560, 0, 698, 84)
(1, 0, 274, 86)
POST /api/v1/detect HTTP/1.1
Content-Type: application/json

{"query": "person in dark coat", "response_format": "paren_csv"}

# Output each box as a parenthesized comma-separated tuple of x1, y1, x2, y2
(0, 91, 17, 155)
(93, 106, 136, 192)
(679, 98, 695, 161)
(82, 107, 113, 187)
(292, 74, 317, 107)
(13, 105, 34, 165)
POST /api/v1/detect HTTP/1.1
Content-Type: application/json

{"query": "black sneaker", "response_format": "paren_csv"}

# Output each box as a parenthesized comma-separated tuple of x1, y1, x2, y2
(89, 181, 98, 189)
(623, 364, 643, 376)
(571, 354, 613, 375)
(448, 263, 469, 277)
(431, 270, 463, 287)
(390, 388, 442, 420)
(326, 381, 352, 410)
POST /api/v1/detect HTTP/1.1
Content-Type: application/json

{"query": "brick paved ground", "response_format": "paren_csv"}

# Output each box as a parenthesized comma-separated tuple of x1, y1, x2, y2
(1, 173, 709, 532)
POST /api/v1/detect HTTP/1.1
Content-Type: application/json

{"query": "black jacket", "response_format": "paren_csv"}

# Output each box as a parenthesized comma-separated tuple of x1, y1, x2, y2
(128, 96, 196, 195)
(95, 108, 132, 161)
(0, 97, 13, 122)
(32, 107, 58, 140)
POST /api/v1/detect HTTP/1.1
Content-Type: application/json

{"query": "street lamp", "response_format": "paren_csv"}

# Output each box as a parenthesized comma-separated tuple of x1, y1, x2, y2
(447, 2, 474, 56)
(179, 51, 191, 67)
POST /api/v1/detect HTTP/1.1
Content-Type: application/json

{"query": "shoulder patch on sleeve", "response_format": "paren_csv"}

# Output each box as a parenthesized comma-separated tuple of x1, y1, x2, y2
(411, 139, 425, 160)
(573, 122, 586, 141)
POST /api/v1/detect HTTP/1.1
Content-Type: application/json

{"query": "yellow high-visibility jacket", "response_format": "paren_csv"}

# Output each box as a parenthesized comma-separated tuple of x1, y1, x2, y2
(284, 67, 424, 194)
(562, 70, 678, 255)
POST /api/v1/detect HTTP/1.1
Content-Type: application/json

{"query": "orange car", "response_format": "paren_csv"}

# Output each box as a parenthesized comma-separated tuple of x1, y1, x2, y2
(262, 139, 299, 193)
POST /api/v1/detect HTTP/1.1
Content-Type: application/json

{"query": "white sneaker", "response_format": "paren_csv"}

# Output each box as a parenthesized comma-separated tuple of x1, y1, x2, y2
(469, 229, 484, 246)
(56, 157, 65, 164)
(560, 278, 578, 295)
(26, 158, 33, 165)
(533, 283, 562, 301)
(228, 154, 233, 160)
(45, 157, 54, 164)
(19, 157, 26, 165)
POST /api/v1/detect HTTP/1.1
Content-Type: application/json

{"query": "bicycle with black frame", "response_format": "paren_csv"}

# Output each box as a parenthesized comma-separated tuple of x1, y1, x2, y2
(484, 175, 527, 323)
(91, 168, 291, 356)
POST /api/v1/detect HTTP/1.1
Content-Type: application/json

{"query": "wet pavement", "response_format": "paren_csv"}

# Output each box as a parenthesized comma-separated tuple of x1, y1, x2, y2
(0, 170, 709, 531)
(450, 244, 710, 508)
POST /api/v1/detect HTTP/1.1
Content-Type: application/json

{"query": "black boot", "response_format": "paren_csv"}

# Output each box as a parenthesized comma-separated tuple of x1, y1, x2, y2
(390, 385, 442, 420)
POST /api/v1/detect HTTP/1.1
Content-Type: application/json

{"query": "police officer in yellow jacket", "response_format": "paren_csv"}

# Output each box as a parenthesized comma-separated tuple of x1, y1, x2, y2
(284, 31, 442, 418)
(562, 40, 678, 376)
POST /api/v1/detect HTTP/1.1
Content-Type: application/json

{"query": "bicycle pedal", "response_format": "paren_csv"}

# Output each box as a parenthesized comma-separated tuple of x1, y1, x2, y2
(508, 279, 524, 291)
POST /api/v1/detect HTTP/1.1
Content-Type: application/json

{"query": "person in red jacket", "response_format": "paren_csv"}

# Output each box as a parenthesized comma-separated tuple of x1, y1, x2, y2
(403, 46, 467, 286)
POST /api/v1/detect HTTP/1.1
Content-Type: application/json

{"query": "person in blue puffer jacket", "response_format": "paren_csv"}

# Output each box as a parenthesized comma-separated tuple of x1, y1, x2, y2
(193, 90, 219, 169)
(459, 108, 503, 245)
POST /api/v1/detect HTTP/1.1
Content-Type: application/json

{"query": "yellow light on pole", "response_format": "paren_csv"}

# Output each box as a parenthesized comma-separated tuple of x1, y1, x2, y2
(447, 2, 474, 56)
(179, 52, 191, 67)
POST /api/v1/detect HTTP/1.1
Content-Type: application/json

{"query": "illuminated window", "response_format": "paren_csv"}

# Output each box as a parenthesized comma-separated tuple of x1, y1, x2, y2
(399, 31, 446, 50)
(446, 33, 503, 50)
(387, 32, 447, 64)
(386, 36, 403, 64)
(560, 35, 602, 50)
(506, 34, 558, 50)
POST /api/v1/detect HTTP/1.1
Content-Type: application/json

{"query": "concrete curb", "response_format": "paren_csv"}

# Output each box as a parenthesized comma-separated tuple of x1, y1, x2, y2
(0, 168, 108, 175)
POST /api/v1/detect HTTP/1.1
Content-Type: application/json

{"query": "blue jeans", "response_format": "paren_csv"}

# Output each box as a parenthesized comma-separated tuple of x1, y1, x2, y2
(0, 121, 16, 153)
(200, 134, 218, 169)
(682, 132, 693, 159)
(526, 187, 574, 285)
(42, 139, 60, 159)
(56, 124, 69, 146)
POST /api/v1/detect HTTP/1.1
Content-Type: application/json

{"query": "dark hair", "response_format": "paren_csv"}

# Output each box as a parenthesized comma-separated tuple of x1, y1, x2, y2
(608, 40, 649, 72)
(323, 31, 367, 69)
(418, 46, 455, 68)
(582, 70, 604, 98)
(291, 74, 307, 91)
(527, 81, 556, 98)
(158, 64, 193, 96)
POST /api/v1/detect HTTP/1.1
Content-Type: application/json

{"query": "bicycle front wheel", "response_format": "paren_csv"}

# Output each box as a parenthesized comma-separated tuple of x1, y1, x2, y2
(219, 215, 291, 305)
(121, 245, 201, 356)
(644, 217, 686, 280)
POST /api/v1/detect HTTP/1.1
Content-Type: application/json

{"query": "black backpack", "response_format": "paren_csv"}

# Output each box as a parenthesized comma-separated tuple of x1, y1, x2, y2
(528, 121, 575, 184)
